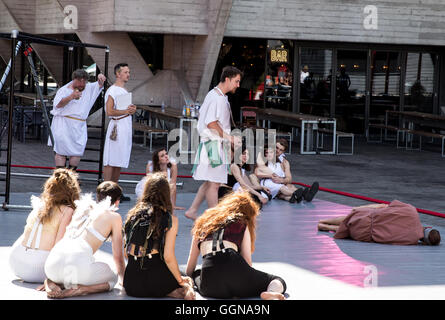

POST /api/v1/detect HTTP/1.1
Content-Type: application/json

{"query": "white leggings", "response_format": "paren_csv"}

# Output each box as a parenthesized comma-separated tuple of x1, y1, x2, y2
(9, 236, 50, 283)
(44, 238, 117, 290)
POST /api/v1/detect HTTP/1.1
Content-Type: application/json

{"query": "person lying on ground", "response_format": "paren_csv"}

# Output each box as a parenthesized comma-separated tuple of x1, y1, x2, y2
(318, 201, 441, 245)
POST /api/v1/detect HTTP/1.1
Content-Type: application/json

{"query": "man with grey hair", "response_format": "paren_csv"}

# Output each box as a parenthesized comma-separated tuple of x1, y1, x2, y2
(49, 69, 106, 170)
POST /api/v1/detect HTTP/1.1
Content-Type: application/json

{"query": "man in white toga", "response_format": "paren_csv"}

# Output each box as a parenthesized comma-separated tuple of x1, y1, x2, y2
(185, 66, 243, 220)
(103, 63, 136, 201)
(49, 69, 106, 170)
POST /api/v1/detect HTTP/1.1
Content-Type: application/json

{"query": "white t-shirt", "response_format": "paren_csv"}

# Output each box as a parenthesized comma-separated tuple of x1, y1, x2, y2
(300, 71, 309, 84)
(197, 88, 232, 141)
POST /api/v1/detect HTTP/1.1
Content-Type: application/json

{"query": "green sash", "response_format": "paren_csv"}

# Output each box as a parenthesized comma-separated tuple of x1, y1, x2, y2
(192, 139, 231, 175)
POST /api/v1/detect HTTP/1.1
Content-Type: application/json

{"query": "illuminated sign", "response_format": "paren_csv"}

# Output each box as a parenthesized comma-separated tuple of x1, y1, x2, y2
(270, 49, 288, 63)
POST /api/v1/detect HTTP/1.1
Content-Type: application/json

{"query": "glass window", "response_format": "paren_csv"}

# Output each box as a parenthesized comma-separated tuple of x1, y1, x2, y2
(265, 40, 294, 111)
(300, 48, 332, 116)
(370, 51, 401, 122)
(212, 37, 267, 124)
(405, 52, 437, 113)
(336, 50, 367, 133)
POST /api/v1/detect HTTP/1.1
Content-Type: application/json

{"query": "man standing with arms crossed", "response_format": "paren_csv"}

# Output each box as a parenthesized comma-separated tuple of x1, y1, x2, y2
(49, 69, 106, 170)
(103, 63, 136, 201)
(185, 66, 242, 220)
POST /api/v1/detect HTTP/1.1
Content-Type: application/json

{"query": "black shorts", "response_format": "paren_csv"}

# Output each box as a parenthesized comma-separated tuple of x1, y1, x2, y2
(123, 254, 181, 298)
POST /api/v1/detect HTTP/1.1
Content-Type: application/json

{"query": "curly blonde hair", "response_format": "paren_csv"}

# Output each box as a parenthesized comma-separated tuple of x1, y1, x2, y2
(192, 191, 260, 252)
(125, 172, 172, 240)
(38, 168, 80, 224)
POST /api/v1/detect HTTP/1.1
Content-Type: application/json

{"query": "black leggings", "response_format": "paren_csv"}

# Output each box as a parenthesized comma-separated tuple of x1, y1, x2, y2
(192, 249, 286, 299)
(123, 254, 181, 298)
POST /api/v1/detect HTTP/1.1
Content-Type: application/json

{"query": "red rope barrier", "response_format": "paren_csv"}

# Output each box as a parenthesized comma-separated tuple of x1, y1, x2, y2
(9, 164, 445, 218)
(293, 182, 445, 218)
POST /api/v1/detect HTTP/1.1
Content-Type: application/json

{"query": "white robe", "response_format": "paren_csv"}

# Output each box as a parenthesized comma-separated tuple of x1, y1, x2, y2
(48, 81, 102, 156)
(192, 88, 232, 184)
(103, 85, 133, 168)
(260, 161, 286, 198)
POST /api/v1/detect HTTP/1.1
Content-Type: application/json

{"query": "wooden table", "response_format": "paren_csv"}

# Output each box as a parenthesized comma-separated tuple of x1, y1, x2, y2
(14, 92, 52, 106)
(137, 105, 198, 154)
(255, 108, 337, 155)
(386, 110, 445, 131)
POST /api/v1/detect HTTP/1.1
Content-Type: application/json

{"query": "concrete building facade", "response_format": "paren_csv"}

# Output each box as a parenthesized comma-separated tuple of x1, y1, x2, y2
(1, 0, 444, 134)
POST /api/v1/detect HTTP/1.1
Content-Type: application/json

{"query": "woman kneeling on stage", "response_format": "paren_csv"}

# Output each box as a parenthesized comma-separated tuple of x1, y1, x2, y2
(186, 191, 286, 300)
(9, 168, 79, 286)
(124, 173, 195, 299)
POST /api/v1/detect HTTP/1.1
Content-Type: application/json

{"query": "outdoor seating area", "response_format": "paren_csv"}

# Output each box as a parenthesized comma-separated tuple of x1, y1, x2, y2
(367, 110, 445, 157)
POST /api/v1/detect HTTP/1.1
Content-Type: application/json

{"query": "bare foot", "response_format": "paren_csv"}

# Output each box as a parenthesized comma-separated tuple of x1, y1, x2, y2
(260, 291, 285, 300)
(57, 287, 87, 298)
(181, 276, 194, 288)
(45, 279, 63, 299)
(36, 284, 45, 291)
(167, 288, 185, 299)
(318, 223, 330, 231)
(184, 209, 197, 221)
(183, 283, 196, 300)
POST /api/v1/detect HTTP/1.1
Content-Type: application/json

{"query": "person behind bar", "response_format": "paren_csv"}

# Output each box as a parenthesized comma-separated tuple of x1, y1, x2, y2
(186, 191, 286, 300)
(49, 69, 106, 171)
(9, 169, 79, 286)
(103, 63, 137, 201)
(185, 66, 242, 220)
(317, 201, 441, 246)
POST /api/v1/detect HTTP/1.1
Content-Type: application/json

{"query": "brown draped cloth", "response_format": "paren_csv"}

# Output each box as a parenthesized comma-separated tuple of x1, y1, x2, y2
(334, 200, 424, 245)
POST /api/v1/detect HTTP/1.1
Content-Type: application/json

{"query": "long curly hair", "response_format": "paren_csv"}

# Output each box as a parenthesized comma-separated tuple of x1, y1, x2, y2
(192, 192, 260, 252)
(38, 168, 80, 224)
(125, 172, 172, 240)
(152, 148, 172, 173)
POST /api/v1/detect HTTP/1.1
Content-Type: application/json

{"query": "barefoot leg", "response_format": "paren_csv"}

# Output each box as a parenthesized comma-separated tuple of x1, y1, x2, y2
(185, 183, 207, 220)
(36, 284, 45, 291)
(318, 223, 339, 232)
(44, 279, 63, 298)
(167, 287, 186, 299)
(57, 282, 110, 299)
(318, 216, 347, 225)
(260, 291, 285, 300)
(182, 283, 196, 300)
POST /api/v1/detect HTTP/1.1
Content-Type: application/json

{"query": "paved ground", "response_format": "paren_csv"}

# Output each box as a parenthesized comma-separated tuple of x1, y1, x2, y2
(1, 131, 445, 300)
(1, 132, 444, 226)
(2, 194, 445, 300)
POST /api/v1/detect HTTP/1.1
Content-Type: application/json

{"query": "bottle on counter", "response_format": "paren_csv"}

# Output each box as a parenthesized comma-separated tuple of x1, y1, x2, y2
(194, 100, 200, 118)
(161, 101, 165, 113)
(186, 104, 191, 118)
(182, 105, 187, 117)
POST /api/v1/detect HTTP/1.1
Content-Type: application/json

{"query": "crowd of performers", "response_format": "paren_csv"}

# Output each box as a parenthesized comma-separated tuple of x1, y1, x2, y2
(8, 66, 440, 300)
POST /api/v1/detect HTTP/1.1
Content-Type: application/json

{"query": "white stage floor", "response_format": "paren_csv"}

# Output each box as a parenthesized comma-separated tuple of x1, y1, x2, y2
(1, 192, 445, 300)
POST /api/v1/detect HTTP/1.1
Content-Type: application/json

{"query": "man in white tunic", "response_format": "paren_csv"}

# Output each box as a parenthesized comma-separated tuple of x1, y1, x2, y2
(49, 69, 106, 170)
(185, 66, 243, 220)
(103, 63, 136, 201)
